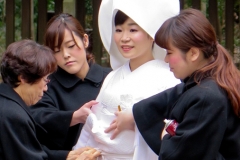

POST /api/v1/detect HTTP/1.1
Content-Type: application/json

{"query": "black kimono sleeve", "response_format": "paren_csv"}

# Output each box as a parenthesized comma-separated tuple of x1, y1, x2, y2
(160, 83, 231, 160)
(35, 123, 70, 160)
(42, 146, 69, 160)
(133, 83, 184, 154)
(0, 102, 48, 160)
(31, 92, 73, 149)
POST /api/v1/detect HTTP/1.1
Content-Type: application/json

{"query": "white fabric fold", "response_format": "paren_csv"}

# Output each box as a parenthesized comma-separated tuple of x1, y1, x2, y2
(73, 0, 180, 159)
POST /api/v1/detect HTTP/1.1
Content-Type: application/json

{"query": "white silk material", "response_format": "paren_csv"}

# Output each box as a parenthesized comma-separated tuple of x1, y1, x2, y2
(73, 60, 180, 159)
(73, 0, 180, 158)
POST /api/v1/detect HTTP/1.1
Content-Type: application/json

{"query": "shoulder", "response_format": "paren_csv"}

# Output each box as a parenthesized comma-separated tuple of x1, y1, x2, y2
(145, 60, 174, 77)
(196, 79, 226, 98)
(103, 67, 112, 78)
(101, 63, 124, 79)
(90, 63, 112, 73)
(87, 63, 112, 85)
(147, 60, 180, 87)
(97, 65, 124, 90)
(96, 64, 112, 73)
(0, 98, 31, 124)
(172, 79, 231, 124)
(185, 79, 229, 107)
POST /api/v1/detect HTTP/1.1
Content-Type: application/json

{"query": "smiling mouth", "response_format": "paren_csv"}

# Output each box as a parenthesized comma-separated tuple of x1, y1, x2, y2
(121, 46, 133, 52)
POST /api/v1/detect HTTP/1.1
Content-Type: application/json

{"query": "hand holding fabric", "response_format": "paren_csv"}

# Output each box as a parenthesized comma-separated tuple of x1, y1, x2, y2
(71, 100, 98, 126)
(67, 147, 101, 160)
(104, 108, 135, 140)
(76, 148, 101, 160)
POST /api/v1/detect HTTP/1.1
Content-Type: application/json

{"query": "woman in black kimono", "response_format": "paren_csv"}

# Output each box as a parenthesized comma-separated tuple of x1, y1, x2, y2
(30, 13, 111, 157)
(106, 8, 240, 160)
(0, 39, 100, 160)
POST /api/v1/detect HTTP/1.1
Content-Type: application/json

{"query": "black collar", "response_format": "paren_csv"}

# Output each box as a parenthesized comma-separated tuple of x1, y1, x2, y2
(52, 63, 104, 88)
(183, 72, 210, 92)
(0, 83, 27, 107)
(0, 83, 47, 133)
(182, 74, 197, 92)
(0, 83, 34, 119)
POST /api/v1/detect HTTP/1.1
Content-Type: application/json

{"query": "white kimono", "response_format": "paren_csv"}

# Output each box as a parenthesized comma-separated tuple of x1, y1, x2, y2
(73, 60, 180, 160)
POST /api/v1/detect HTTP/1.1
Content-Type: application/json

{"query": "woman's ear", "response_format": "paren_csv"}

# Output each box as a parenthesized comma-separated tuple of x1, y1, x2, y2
(83, 34, 89, 48)
(18, 75, 26, 84)
(189, 47, 200, 62)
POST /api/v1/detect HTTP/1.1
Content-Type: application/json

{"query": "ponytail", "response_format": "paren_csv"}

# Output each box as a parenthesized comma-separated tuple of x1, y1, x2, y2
(195, 44, 240, 116)
(214, 44, 240, 116)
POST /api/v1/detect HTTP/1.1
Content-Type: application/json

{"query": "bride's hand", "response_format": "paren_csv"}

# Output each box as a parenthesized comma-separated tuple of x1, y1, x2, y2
(104, 109, 135, 140)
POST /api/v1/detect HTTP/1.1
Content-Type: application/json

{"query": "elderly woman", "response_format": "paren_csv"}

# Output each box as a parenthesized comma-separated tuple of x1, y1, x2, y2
(0, 39, 100, 160)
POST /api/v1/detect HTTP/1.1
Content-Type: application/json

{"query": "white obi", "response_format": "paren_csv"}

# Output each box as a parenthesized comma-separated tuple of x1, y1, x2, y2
(73, 60, 180, 160)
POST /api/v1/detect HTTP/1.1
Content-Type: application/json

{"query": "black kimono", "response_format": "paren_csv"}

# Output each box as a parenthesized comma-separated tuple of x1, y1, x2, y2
(30, 63, 111, 154)
(0, 83, 48, 160)
(133, 76, 240, 160)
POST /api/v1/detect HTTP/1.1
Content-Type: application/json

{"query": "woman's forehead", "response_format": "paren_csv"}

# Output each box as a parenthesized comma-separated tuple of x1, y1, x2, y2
(54, 29, 77, 47)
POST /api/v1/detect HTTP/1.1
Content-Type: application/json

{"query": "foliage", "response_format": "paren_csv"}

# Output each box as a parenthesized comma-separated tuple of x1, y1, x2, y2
(85, 0, 93, 29)
(48, 0, 54, 11)
(85, 0, 93, 14)
(217, 0, 225, 46)
(15, 0, 21, 41)
(234, 0, 240, 47)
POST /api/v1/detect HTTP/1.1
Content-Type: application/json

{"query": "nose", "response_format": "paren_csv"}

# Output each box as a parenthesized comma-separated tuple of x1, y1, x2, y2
(121, 32, 130, 43)
(43, 85, 48, 92)
(164, 55, 169, 63)
(62, 48, 70, 59)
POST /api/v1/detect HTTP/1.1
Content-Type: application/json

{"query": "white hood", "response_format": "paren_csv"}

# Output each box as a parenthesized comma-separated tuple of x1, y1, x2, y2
(98, 0, 180, 69)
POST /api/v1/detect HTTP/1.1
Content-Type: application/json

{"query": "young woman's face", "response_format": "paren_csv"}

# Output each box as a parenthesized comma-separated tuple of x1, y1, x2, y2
(114, 18, 153, 61)
(53, 29, 88, 75)
(164, 43, 193, 79)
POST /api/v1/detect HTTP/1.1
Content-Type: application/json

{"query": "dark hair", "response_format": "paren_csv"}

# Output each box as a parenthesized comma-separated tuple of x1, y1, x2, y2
(155, 8, 240, 117)
(1, 39, 57, 88)
(114, 10, 153, 48)
(115, 10, 129, 26)
(44, 13, 95, 63)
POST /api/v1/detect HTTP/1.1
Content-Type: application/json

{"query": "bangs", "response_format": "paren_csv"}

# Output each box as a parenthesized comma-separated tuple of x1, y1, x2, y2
(45, 20, 66, 51)
(115, 10, 129, 26)
(154, 18, 173, 50)
(45, 20, 79, 52)
(56, 23, 65, 50)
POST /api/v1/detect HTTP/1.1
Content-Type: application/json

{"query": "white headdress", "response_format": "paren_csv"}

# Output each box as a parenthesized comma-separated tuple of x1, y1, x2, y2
(98, 0, 180, 70)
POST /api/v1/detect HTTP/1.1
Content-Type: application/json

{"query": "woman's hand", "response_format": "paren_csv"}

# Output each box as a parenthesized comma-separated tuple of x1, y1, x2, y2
(71, 100, 98, 126)
(67, 147, 101, 160)
(76, 148, 101, 160)
(104, 109, 135, 140)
